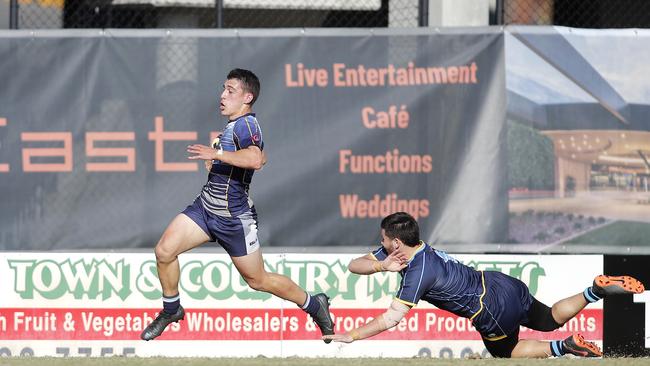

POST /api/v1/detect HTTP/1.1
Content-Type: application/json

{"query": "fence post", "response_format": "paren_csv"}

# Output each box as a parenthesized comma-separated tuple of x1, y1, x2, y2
(9, 0, 18, 29)
(215, 0, 223, 28)
(495, 0, 504, 25)
(418, 0, 429, 27)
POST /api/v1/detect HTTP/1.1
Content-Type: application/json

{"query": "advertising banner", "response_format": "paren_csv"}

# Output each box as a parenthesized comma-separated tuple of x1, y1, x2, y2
(505, 27, 650, 254)
(2, 27, 650, 253)
(0, 252, 602, 357)
(0, 28, 506, 250)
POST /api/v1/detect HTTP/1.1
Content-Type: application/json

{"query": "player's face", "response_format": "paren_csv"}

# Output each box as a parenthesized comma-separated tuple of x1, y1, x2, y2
(220, 78, 253, 118)
(380, 229, 397, 253)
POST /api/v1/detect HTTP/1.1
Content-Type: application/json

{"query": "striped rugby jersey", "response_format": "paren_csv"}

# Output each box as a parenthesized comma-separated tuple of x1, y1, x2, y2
(371, 243, 484, 321)
(199, 113, 263, 217)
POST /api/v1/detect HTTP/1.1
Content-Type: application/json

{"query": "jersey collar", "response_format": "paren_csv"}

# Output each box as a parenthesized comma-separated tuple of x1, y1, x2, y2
(228, 112, 256, 122)
(406, 241, 427, 263)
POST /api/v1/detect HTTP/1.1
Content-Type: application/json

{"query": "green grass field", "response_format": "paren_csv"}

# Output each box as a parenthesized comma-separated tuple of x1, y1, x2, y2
(565, 221, 650, 247)
(2, 358, 650, 366)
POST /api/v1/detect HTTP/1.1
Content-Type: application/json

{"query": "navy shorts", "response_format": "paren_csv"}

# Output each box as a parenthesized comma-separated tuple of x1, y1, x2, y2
(182, 198, 260, 257)
(473, 271, 534, 340)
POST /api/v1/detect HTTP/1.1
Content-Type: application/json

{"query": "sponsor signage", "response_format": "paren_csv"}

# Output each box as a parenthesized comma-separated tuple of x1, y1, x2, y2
(0, 252, 602, 357)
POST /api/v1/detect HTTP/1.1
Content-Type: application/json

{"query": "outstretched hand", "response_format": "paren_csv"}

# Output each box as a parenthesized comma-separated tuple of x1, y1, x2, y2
(187, 144, 218, 161)
(202, 133, 223, 170)
(382, 250, 408, 272)
(322, 333, 354, 343)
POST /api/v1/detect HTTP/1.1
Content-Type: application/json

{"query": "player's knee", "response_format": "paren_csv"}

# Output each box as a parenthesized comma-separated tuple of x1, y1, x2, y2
(154, 242, 178, 264)
(525, 298, 563, 332)
(547, 306, 566, 330)
(243, 274, 269, 292)
(537, 306, 563, 331)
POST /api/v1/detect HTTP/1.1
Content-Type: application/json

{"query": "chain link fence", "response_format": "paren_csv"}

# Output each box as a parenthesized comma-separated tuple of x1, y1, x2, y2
(3, 1, 650, 31)
(502, 0, 650, 28)
(1, 0, 425, 29)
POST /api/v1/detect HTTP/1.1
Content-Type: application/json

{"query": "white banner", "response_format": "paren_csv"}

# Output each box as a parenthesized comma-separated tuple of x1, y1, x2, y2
(0, 252, 603, 357)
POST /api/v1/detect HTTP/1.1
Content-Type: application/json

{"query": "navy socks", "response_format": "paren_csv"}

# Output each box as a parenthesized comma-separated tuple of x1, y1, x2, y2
(163, 293, 180, 315)
(300, 293, 320, 316)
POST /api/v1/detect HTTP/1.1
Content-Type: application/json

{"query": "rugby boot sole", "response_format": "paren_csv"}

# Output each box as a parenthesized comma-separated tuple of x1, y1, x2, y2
(593, 275, 645, 297)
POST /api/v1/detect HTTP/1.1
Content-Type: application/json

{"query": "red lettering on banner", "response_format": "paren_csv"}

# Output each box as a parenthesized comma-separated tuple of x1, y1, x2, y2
(362, 105, 409, 129)
(0, 308, 602, 341)
(332, 63, 347, 87)
(285, 62, 478, 88)
(332, 62, 478, 87)
(339, 149, 432, 174)
(2, 119, 224, 173)
(148, 116, 198, 172)
(0, 118, 8, 172)
(21, 132, 73, 172)
(285, 63, 328, 88)
(339, 193, 429, 219)
(86, 132, 136, 172)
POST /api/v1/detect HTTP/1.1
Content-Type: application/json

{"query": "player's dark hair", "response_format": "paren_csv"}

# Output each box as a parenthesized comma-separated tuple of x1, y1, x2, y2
(380, 212, 420, 246)
(227, 68, 260, 105)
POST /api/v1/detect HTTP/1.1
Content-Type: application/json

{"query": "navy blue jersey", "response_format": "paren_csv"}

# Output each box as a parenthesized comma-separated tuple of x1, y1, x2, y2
(199, 113, 263, 217)
(370, 243, 533, 339)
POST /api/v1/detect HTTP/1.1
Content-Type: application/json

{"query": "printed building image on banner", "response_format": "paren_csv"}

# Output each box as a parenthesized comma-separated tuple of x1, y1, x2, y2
(0, 28, 506, 250)
(0, 252, 603, 358)
(505, 27, 650, 253)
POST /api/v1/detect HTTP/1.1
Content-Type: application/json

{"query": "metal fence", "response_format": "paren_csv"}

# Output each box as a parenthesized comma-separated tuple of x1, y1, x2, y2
(3, 0, 650, 30)
(3, 0, 424, 29)
(502, 0, 650, 28)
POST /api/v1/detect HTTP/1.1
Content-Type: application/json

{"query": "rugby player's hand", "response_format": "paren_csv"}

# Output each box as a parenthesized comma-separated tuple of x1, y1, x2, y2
(203, 133, 223, 171)
(187, 144, 221, 161)
(322, 333, 354, 343)
(382, 250, 408, 272)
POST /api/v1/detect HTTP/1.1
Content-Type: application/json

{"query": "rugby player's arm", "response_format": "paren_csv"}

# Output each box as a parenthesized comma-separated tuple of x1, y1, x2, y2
(348, 251, 407, 275)
(187, 144, 265, 170)
(323, 300, 411, 343)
